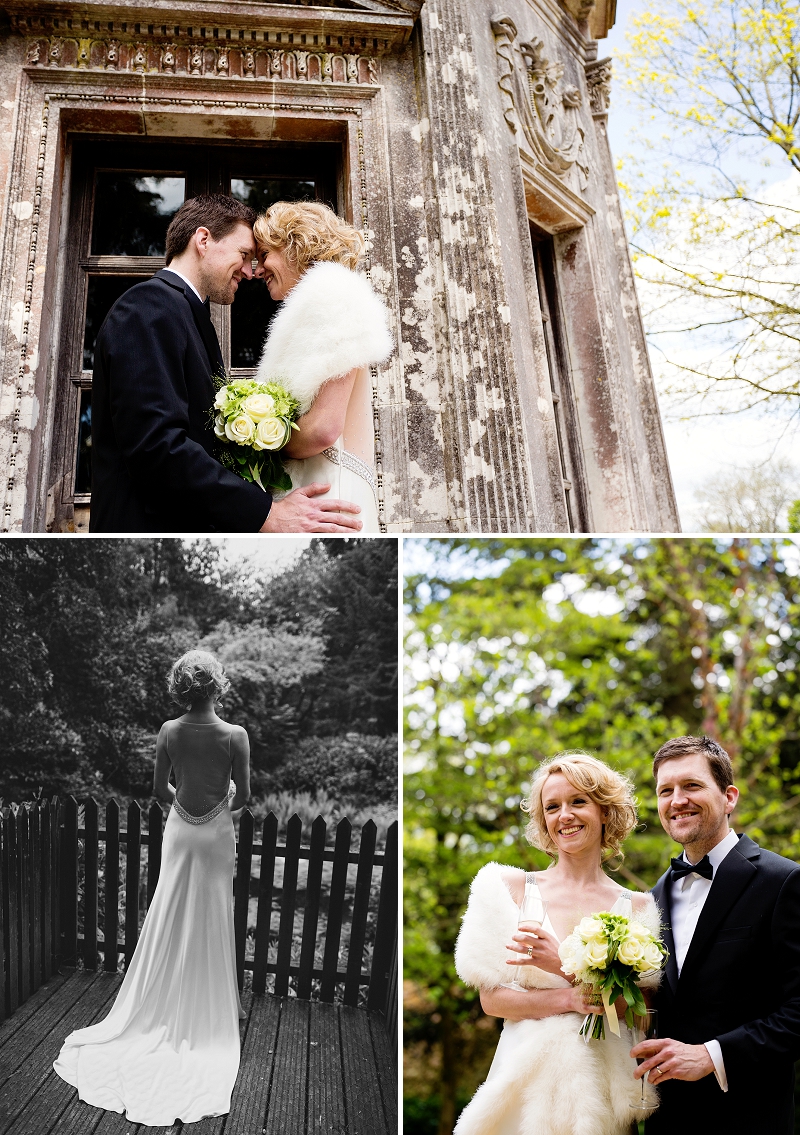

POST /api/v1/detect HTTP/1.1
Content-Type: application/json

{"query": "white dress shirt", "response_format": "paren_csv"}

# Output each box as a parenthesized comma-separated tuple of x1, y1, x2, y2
(669, 827, 739, 1092)
(162, 267, 205, 303)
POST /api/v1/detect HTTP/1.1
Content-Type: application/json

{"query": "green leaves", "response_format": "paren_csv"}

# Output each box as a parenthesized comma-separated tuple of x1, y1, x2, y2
(617, 0, 800, 409)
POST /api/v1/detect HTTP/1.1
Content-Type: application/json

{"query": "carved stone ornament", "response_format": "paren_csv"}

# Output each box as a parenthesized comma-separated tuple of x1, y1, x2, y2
(23, 35, 381, 85)
(492, 15, 587, 182)
(585, 57, 612, 116)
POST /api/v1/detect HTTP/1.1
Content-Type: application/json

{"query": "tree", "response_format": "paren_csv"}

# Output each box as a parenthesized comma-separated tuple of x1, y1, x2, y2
(404, 537, 800, 1134)
(617, 0, 800, 411)
(0, 538, 398, 804)
(692, 458, 799, 530)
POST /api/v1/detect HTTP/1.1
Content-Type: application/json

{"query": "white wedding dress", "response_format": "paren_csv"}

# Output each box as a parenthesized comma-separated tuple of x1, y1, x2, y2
(53, 721, 242, 1126)
(454, 863, 660, 1135)
(286, 443, 380, 531)
(255, 260, 393, 535)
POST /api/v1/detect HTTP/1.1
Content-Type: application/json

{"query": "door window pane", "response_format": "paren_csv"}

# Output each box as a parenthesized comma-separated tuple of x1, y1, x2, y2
(229, 178, 316, 368)
(231, 279, 278, 368)
(91, 174, 185, 256)
(75, 390, 92, 495)
(230, 177, 316, 214)
(84, 276, 147, 369)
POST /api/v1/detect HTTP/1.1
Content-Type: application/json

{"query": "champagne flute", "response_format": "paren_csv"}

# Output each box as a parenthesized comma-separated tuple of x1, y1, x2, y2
(630, 1009, 658, 1110)
(500, 890, 548, 990)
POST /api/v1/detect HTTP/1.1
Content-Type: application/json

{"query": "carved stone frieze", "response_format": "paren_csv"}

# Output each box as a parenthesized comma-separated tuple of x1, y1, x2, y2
(585, 57, 612, 117)
(22, 34, 380, 85)
(491, 15, 587, 182)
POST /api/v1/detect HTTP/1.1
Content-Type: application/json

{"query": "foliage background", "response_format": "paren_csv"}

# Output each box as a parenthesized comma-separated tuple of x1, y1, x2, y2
(0, 536, 398, 824)
(404, 537, 800, 1135)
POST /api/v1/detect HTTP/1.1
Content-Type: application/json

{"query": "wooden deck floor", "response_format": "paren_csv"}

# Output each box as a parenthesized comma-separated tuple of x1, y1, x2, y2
(0, 970, 396, 1135)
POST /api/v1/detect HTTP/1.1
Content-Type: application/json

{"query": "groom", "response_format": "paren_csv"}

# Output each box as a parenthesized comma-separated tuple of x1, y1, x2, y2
(633, 735, 800, 1134)
(90, 193, 362, 533)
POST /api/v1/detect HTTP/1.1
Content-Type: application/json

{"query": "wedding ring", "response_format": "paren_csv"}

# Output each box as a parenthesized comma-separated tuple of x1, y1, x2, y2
(656, 1066, 663, 1075)
(526, 946, 533, 956)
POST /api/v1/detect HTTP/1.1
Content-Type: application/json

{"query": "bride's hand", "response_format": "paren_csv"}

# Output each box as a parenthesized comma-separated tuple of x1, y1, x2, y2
(567, 986, 604, 1016)
(505, 926, 563, 976)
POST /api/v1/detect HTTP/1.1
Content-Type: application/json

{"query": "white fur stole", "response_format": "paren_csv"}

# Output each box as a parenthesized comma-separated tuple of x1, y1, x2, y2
(254, 260, 393, 414)
(453, 863, 661, 1135)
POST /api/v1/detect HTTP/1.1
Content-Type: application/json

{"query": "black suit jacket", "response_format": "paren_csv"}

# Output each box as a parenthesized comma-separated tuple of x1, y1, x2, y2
(90, 269, 271, 532)
(647, 834, 800, 1135)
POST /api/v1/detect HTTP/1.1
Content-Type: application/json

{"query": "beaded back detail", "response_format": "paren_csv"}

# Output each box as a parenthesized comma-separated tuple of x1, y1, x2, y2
(173, 784, 233, 825)
(321, 445, 378, 505)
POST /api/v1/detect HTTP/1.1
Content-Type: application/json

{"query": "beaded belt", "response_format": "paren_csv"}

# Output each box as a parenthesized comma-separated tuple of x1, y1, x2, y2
(321, 446, 378, 506)
(173, 788, 232, 825)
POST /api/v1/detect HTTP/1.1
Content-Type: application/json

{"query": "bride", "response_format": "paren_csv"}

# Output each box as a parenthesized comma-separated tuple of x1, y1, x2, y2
(53, 650, 250, 1126)
(252, 201, 393, 534)
(454, 752, 661, 1135)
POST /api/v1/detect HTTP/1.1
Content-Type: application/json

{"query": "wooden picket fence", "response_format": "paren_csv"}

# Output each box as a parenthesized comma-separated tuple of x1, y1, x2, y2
(0, 796, 397, 1028)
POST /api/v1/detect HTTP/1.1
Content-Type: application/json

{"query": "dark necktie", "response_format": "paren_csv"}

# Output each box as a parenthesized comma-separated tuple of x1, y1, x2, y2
(670, 854, 713, 881)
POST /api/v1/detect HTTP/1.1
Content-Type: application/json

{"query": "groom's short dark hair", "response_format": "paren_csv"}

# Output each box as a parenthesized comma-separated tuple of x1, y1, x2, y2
(652, 735, 733, 792)
(165, 194, 256, 265)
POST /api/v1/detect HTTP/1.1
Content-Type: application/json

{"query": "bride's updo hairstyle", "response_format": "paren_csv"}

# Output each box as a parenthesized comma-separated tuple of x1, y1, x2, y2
(253, 201, 364, 275)
(521, 751, 638, 862)
(167, 650, 231, 710)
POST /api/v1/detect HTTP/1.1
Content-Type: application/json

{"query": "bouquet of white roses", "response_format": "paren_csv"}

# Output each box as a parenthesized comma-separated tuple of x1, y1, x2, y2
(210, 375, 300, 493)
(558, 912, 666, 1042)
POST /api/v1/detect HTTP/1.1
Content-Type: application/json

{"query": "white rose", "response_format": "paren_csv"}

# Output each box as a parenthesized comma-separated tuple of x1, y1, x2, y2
(242, 392, 276, 422)
(578, 917, 604, 941)
(617, 935, 646, 967)
(583, 937, 608, 969)
(558, 934, 586, 976)
(626, 921, 651, 942)
(224, 413, 256, 445)
(639, 941, 663, 972)
(252, 416, 287, 451)
(214, 389, 228, 409)
(214, 413, 226, 439)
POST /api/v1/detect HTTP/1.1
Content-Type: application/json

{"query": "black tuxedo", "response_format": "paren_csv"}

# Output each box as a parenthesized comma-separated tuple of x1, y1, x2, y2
(647, 834, 800, 1135)
(90, 269, 271, 532)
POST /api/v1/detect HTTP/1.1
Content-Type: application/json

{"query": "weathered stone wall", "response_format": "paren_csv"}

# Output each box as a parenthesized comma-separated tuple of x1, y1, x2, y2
(0, 0, 678, 533)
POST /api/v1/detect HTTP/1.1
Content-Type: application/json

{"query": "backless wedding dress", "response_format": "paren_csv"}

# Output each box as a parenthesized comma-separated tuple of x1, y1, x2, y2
(255, 260, 393, 534)
(53, 720, 242, 1127)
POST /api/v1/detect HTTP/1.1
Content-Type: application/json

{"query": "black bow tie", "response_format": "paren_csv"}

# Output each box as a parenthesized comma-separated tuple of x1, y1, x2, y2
(671, 855, 713, 881)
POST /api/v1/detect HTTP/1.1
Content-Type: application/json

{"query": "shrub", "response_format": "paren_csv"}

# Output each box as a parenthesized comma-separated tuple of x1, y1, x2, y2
(262, 733, 397, 809)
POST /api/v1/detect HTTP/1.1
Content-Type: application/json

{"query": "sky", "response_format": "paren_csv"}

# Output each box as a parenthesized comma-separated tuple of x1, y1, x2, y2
(601, 0, 799, 530)
(187, 536, 310, 573)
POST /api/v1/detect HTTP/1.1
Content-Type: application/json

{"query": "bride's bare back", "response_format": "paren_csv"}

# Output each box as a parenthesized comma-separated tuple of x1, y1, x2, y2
(155, 716, 250, 817)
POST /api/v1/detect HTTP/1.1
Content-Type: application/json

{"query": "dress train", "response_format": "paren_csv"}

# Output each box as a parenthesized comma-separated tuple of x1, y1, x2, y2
(53, 796, 241, 1126)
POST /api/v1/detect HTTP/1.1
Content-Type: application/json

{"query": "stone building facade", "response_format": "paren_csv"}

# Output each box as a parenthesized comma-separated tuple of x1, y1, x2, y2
(0, 0, 679, 532)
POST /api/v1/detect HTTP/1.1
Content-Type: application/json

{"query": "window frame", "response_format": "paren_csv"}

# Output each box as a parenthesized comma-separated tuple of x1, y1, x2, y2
(529, 224, 589, 533)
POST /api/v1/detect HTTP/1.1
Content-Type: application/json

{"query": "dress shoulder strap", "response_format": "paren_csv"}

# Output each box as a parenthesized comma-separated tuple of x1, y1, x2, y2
(612, 889, 634, 917)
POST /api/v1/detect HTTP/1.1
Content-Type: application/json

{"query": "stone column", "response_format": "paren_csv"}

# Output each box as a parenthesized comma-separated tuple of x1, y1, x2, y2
(584, 54, 680, 530)
(416, 0, 543, 531)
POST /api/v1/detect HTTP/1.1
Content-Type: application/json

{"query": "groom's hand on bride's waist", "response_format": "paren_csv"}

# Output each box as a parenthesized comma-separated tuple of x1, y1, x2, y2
(631, 1037, 715, 1083)
(260, 482, 363, 533)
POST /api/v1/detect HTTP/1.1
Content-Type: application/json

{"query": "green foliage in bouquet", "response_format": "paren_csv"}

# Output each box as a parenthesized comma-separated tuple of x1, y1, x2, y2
(210, 373, 300, 493)
(559, 911, 667, 1041)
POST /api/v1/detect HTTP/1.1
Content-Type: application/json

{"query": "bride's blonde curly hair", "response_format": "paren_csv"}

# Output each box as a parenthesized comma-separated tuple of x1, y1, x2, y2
(253, 201, 364, 274)
(167, 650, 230, 710)
(521, 751, 638, 862)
